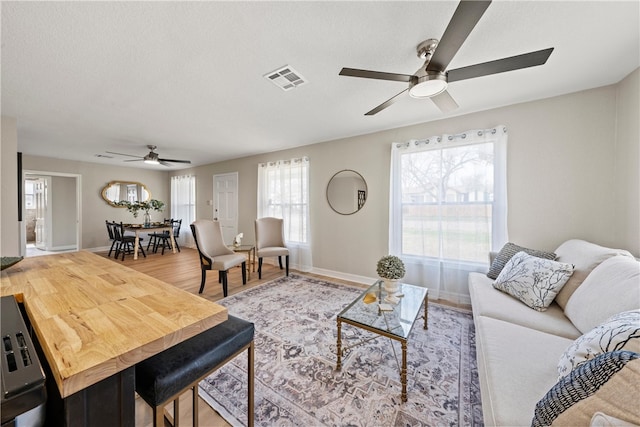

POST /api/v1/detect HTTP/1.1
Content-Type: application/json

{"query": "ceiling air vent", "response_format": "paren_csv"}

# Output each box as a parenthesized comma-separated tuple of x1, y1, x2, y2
(264, 65, 307, 91)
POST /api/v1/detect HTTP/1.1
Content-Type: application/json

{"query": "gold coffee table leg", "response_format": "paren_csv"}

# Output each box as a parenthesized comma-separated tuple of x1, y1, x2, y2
(336, 318, 342, 371)
(401, 339, 408, 402)
(424, 296, 429, 330)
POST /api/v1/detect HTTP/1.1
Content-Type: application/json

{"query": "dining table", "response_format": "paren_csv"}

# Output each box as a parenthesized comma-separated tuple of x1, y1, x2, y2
(0, 251, 227, 426)
(124, 223, 176, 259)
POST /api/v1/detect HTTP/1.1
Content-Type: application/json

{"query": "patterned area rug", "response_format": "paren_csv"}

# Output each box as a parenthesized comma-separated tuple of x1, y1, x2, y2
(199, 274, 483, 426)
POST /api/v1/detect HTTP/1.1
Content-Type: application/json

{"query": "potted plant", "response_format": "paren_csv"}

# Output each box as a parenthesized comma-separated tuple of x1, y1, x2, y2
(376, 255, 405, 293)
(117, 199, 165, 227)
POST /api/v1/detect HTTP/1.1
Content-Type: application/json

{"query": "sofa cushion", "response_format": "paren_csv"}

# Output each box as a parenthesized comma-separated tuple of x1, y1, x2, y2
(564, 255, 640, 333)
(554, 239, 634, 309)
(487, 242, 556, 279)
(557, 310, 640, 379)
(492, 251, 574, 311)
(474, 316, 574, 427)
(469, 272, 581, 339)
(533, 351, 640, 427)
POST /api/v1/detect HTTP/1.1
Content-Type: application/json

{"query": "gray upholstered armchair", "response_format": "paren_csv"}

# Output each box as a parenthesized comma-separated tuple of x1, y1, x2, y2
(254, 217, 289, 279)
(191, 219, 246, 297)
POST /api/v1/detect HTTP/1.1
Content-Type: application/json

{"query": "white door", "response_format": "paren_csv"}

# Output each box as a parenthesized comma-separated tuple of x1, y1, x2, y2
(34, 178, 49, 250)
(213, 173, 238, 245)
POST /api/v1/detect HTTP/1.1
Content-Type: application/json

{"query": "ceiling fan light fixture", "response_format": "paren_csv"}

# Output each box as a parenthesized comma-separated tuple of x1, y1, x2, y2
(409, 72, 448, 98)
(144, 158, 159, 165)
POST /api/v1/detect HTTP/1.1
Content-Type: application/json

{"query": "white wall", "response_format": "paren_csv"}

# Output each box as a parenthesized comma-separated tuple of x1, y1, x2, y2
(172, 77, 639, 283)
(1, 117, 20, 257)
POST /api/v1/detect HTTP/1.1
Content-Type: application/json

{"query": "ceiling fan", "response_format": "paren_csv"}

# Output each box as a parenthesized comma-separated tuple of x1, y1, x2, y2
(339, 0, 554, 115)
(106, 145, 191, 166)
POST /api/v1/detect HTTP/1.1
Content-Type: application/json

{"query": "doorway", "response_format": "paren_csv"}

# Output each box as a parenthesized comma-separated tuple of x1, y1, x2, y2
(23, 171, 81, 257)
(213, 172, 238, 245)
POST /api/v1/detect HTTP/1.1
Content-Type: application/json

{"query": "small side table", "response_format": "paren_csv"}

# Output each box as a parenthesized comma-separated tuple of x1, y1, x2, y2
(229, 244, 256, 280)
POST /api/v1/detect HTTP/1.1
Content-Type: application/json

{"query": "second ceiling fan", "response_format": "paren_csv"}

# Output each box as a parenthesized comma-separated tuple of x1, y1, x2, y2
(106, 145, 191, 167)
(339, 0, 554, 115)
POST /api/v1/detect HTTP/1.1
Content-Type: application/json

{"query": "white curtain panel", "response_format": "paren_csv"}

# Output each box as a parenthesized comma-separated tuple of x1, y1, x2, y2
(170, 174, 196, 248)
(257, 157, 312, 272)
(389, 127, 508, 304)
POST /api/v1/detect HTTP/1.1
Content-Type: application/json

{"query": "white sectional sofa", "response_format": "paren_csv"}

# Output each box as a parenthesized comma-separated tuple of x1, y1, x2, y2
(469, 239, 640, 426)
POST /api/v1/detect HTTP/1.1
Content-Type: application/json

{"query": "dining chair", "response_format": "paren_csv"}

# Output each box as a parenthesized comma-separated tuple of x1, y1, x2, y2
(190, 220, 246, 297)
(113, 222, 146, 260)
(154, 219, 182, 255)
(105, 220, 118, 258)
(254, 217, 289, 279)
(146, 218, 172, 252)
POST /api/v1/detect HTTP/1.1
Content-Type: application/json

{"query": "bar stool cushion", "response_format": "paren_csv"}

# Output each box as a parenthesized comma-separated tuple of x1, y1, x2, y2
(135, 315, 254, 406)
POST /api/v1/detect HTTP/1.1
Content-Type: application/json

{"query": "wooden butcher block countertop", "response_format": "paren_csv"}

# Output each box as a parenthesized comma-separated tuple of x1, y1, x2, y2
(0, 251, 228, 398)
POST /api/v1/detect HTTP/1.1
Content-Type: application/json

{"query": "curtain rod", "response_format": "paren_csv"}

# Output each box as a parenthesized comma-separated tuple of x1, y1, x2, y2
(395, 126, 507, 148)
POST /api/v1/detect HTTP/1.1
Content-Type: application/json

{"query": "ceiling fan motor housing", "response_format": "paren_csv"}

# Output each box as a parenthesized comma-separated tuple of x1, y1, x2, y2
(409, 71, 448, 98)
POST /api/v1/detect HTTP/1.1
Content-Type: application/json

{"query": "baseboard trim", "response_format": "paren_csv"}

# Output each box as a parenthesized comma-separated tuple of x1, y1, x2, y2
(307, 267, 375, 286)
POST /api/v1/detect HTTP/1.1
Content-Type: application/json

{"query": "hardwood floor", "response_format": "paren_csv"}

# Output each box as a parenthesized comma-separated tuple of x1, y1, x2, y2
(95, 247, 362, 427)
(95, 247, 468, 426)
(96, 246, 362, 304)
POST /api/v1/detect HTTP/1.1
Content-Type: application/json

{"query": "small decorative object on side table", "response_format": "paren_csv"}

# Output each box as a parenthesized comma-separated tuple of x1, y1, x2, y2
(233, 233, 244, 248)
(376, 255, 406, 294)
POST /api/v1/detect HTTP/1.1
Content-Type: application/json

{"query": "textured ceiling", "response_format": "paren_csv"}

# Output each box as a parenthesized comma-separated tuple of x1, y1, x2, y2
(2, 1, 639, 169)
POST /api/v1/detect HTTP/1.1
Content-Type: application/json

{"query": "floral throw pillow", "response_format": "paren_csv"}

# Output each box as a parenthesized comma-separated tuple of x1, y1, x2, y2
(557, 310, 640, 379)
(492, 251, 574, 311)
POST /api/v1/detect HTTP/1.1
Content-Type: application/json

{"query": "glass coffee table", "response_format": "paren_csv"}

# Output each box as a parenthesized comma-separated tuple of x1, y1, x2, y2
(336, 280, 428, 402)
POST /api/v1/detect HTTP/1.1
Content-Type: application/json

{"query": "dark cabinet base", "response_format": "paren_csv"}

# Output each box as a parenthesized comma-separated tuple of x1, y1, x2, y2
(47, 367, 135, 427)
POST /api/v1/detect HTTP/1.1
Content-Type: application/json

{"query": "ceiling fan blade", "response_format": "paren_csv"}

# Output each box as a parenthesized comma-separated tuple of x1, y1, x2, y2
(106, 151, 143, 158)
(339, 68, 413, 82)
(427, 0, 492, 72)
(159, 161, 172, 167)
(158, 158, 192, 164)
(430, 90, 459, 113)
(365, 88, 409, 116)
(447, 47, 554, 82)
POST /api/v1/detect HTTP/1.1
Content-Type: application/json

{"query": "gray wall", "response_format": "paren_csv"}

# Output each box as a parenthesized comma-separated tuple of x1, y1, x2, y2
(22, 156, 170, 250)
(51, 175, 77, 249)
(1, 69, 638, 271)
(171, 70, 640, 281)
(614, 69, 640, 255)
(1, 117, 19, 256)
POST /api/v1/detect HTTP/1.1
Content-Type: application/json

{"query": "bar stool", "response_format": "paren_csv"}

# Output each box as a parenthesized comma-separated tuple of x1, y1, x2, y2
(135, 315, 255, 427)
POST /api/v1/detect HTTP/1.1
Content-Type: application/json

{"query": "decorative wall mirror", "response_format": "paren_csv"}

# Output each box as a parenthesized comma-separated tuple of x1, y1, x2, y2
(101, 181, 151, 207)
(326, 170, 367, 215)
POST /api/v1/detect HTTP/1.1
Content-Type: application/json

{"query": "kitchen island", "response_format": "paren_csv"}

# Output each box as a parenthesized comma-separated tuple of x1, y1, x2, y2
(1, 251, 227, 426)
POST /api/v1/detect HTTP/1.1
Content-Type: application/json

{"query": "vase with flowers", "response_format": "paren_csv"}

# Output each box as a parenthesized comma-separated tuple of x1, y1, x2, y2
(116, 199, 165, 227)
(376, 255, 406, 293)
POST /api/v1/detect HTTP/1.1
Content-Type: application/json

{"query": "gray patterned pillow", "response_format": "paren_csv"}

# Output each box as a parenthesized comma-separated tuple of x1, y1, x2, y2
(533, 351, 640, 427)
(492, 251, 574, 311)
(487, 242, 556, 279)
(557, 310, 640, 379)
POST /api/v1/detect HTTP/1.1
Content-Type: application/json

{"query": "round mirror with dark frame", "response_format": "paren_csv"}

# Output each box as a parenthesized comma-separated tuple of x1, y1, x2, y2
(101, 181, 151, 207)
(326, 169, 367, 215)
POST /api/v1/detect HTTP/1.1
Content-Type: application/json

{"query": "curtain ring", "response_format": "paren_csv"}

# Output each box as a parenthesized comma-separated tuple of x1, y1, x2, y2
(461, 133, 466, 139)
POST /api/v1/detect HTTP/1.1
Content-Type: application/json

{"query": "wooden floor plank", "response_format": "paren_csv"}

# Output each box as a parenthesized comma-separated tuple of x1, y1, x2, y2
(94, 247, 467, 426)
(94, 247, 359, 427)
